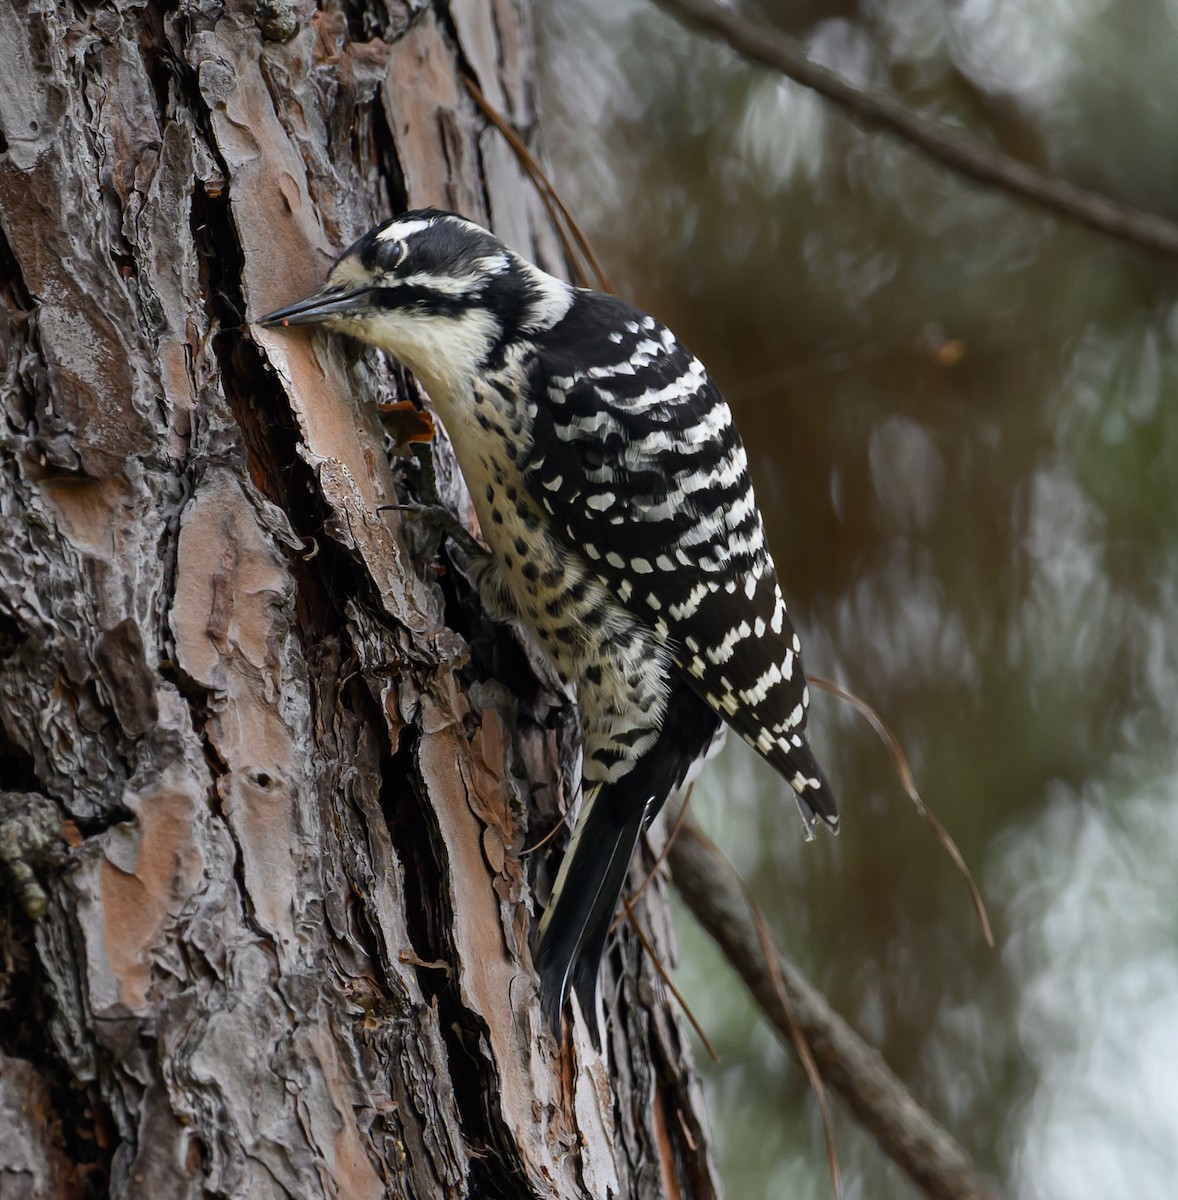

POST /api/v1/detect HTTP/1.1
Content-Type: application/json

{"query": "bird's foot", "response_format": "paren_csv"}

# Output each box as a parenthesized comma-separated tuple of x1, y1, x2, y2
(379, 501, 487, 565)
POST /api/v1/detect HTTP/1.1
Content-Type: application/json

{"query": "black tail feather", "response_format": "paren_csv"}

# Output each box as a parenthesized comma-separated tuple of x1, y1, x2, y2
(532, 786, 649, 1037)
(533, 682, 723, 1038)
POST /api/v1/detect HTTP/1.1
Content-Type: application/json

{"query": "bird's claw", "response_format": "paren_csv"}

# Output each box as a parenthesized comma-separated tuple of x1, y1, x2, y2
(380, 501, 486, 562)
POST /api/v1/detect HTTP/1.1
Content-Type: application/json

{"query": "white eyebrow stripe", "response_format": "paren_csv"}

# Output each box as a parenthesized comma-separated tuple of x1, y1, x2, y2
(377, 218, 434, 241)
(392, 270, 485, 295)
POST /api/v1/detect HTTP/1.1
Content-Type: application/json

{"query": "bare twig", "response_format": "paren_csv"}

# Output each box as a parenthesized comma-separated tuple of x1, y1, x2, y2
(669, 822, 1004, 1200)
(654, 0, 1178, 258)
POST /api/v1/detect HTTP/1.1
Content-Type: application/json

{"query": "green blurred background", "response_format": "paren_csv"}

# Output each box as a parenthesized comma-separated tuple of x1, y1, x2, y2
(538, 2, 1178, 1197)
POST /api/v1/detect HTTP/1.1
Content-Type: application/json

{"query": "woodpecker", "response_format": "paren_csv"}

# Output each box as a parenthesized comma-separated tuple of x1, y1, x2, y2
(257, 210, 837, 1034)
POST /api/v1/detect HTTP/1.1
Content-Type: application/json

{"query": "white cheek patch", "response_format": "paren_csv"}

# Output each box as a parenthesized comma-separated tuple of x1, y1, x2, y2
(365, 306, 500, 403)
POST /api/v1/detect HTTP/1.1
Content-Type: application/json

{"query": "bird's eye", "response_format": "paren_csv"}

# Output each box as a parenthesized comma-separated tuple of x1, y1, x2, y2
(383, 238, 408, 271)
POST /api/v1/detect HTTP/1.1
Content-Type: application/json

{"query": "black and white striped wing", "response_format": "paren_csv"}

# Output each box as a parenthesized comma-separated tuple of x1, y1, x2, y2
(525, 292, 837, 828)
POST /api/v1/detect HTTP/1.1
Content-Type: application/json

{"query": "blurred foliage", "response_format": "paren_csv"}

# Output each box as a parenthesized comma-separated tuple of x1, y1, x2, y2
(538, 2, 1178, 1197)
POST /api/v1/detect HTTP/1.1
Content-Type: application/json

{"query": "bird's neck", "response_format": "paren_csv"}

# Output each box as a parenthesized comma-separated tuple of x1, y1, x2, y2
(378, 306, 500, 406)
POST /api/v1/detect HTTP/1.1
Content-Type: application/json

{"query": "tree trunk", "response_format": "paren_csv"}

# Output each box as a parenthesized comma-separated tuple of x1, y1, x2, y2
(0, 2, 722, 1196)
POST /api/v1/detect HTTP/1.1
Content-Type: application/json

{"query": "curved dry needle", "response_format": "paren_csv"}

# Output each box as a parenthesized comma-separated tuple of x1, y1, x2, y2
(623, 895, 719, 1064)
(610, 781, 697, 937)
(520, 808, 570, 857)
(461, 73, 612, 293)
(809, 676, 994, 948)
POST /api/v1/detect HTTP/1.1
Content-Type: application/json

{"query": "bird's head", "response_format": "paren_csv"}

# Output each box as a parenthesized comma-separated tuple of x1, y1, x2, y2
(256, 209, 572, 398)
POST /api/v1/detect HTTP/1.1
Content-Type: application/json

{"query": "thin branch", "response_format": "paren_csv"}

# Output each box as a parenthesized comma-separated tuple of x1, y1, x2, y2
(654, 0, 1178, 258)
(669, 823, 1004, 1200)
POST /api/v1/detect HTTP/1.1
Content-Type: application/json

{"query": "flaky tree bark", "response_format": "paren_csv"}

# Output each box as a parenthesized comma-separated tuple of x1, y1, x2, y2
(0, 2, 721, 1196)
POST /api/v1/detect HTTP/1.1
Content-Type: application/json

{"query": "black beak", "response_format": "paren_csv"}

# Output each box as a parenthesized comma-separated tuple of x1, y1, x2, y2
(255, 286, 372, 328)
